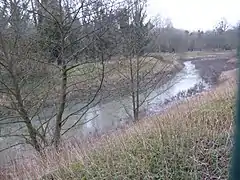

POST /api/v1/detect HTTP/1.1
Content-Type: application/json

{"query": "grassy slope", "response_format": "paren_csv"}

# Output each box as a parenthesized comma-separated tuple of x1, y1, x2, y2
(1, 62, 236, 180)
(69, 54, 182, 84)
(38, 70, 236, 180)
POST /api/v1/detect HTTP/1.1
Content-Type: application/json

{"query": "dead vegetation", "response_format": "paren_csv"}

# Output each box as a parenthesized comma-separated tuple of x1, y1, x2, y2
(0, 69, 236, 180)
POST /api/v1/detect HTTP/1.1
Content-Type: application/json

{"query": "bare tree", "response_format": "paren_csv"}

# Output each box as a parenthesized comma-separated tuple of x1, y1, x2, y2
(151, 15, 175, 52)
(116, 0, 179, 121)
(216, 18, 229, 34)
(0, 0, 125, 155)
(0, 0, 47, 154)
(214, 18, 229, 50)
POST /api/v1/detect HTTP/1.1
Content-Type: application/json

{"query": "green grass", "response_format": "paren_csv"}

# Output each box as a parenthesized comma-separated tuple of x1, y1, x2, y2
(39, 89, 235, 180)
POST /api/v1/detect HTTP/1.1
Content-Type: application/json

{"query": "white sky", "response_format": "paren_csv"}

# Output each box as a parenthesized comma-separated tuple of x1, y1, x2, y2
(147, 0, 240, 31)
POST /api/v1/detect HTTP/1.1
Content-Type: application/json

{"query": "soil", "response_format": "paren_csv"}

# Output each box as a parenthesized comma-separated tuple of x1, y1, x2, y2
(191, 57, 237, 85)
(66, 63, 184, 104)
(45, 55, 237, 108)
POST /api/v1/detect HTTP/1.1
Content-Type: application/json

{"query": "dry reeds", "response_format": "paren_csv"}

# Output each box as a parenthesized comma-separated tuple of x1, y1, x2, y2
(0, 76, 236, 180)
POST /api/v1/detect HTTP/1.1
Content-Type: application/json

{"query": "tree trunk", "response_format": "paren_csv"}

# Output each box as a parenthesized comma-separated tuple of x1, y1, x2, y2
(54, 65, 67, 150)
(14, 77, 42, 154)
(135, 56, 140, 121)
(129, 57, 137, 121)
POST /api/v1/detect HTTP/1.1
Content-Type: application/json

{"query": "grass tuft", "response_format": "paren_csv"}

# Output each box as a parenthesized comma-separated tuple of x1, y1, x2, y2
(1, 76, 236, 180)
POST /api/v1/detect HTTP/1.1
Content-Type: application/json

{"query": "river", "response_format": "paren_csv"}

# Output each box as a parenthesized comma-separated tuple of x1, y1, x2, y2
(64, 61, 209, 138)
(0, 60, 209, 166)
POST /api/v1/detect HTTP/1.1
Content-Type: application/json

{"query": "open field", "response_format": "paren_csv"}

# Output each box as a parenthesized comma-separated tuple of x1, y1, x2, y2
(1, 65, 237, 180)
(177, 50, 236, 61)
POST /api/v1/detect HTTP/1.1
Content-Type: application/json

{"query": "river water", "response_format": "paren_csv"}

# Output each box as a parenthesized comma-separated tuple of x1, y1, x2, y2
(65, 61, 209, 138)
(0, 60, 209, 165)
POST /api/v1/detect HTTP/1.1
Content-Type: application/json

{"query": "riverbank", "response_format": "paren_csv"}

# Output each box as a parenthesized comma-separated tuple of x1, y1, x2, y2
(67, 54, 184, 104)
(1, 66, 236, 180)
(47, 69, 236, 180)
(22, 54, 183, 111)
(0, 54, 184, 166)
(192, 57, 237, 84)
(0, 52, 237, 178)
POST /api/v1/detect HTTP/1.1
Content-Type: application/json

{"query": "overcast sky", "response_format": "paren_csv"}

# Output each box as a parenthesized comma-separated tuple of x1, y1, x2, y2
(147, 0, 240, 31)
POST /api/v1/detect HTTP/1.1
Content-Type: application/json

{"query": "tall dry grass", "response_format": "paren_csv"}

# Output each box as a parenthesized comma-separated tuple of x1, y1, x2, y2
(0, 73, 237, 180)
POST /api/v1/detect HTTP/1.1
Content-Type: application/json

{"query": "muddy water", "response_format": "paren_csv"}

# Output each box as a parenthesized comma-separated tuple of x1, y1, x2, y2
(65, 61, 209, 138)
(0, 61, 209, 166)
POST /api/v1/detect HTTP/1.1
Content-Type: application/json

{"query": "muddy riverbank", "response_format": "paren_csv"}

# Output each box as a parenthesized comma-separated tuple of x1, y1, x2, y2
(66, 60, 185, 105)
(85, 55, 238, 130)
(192, 57, 237, 85)
(83, 56, 238, 135)
(0, 54, 237, 167)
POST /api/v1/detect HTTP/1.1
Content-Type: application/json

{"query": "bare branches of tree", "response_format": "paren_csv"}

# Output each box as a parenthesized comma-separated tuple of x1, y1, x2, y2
(0, 0, 128, 154)
(115, 0, 178, 121)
